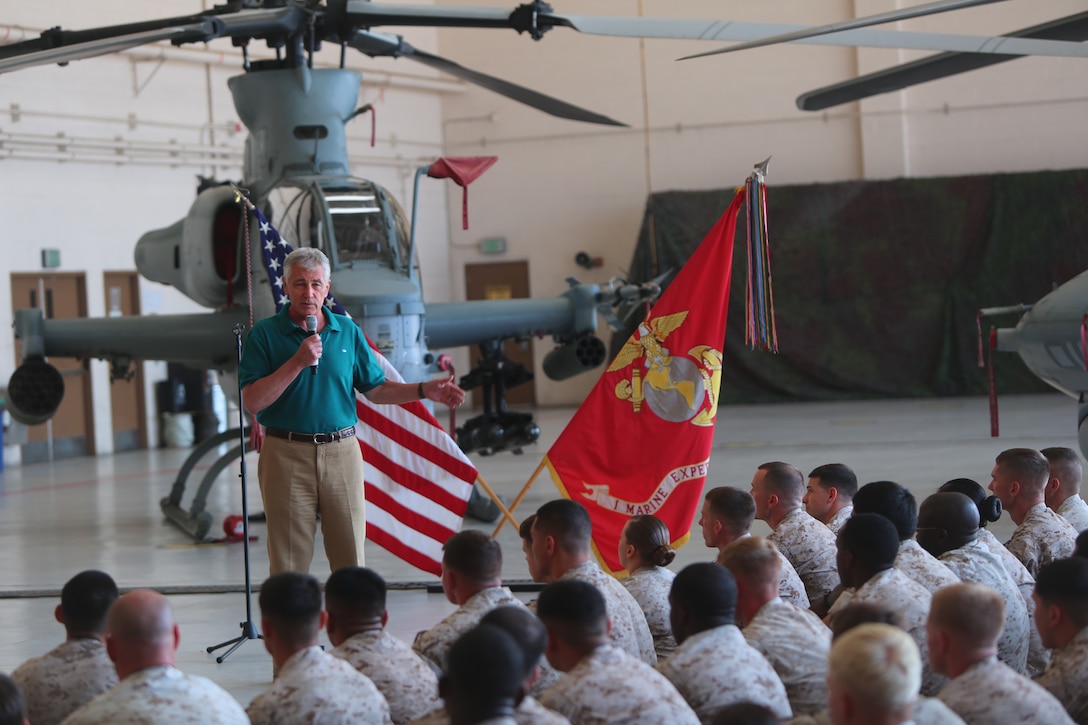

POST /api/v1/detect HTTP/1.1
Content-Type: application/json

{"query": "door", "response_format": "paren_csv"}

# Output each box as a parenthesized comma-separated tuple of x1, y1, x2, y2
(104, 271, 148, 451)
(464, 261, 536, 407)
(10, 273, 95, 462)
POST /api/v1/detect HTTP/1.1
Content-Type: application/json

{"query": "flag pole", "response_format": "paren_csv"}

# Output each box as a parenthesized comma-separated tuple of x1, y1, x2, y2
(474, 474, 519, 534)
(492, 458, 547, 537)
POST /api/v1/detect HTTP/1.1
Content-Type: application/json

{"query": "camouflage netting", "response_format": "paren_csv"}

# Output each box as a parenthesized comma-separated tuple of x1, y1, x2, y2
(617, 169, 1088, 404)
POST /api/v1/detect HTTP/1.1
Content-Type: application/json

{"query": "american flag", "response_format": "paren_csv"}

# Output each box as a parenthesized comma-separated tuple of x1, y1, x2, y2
(255, 203, 475, 575)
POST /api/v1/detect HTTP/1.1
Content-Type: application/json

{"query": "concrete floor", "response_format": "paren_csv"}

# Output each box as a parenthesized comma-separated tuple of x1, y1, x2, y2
(0, 393, 1079, 707)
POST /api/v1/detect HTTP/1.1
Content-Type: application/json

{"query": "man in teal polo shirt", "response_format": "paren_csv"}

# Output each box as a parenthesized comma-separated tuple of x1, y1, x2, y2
(239, 248, 465, 575)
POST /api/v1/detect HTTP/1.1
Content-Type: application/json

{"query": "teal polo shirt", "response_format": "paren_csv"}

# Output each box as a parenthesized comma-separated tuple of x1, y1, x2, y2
(238, 304, 385, 433)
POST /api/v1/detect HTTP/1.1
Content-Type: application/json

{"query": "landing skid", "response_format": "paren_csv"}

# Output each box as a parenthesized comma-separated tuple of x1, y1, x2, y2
(160, 427, 253, 541)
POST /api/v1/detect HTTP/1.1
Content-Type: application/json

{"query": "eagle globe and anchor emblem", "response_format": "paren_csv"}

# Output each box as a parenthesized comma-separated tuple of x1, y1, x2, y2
(609, 311, 723, 426)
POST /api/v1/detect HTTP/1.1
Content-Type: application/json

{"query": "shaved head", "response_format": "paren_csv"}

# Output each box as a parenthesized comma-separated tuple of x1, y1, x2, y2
(920, 492, 980, 533)
(108, 590, 173, 649)
(917, 492, 980, 557)
(105, 589, 179, 679)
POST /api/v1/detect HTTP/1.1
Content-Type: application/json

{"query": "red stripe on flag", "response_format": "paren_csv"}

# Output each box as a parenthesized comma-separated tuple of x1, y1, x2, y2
(357, 404, 477, 483)
(361, 443, 470, 517)
(366, 524, 442, 576)
(364, 482, 458, 544)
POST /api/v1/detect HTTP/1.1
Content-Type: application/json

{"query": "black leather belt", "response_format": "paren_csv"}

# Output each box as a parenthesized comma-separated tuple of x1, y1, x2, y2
(265, 425, 356, 444)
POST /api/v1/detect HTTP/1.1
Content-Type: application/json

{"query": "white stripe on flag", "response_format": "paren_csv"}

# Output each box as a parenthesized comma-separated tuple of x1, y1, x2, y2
(359, 421, 475, 497)
(364, 465, 465, 532)
(356, 395, 475, 473)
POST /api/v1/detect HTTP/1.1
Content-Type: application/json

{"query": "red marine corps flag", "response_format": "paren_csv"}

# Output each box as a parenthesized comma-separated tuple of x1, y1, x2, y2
(543, 188, 747, 574)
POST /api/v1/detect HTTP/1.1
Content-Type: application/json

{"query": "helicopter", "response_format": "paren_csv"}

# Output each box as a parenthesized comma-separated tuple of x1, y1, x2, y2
(980, 270, 1088, 460)
(4, 0, 1086, 454)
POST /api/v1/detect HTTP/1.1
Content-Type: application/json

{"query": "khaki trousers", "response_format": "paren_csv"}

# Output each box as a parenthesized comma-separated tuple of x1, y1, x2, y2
(257, 435, 366, 574)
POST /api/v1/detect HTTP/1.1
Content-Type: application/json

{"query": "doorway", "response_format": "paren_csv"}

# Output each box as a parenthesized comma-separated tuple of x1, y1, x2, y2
(463, 261, 536, 407)
(104, 271, 148, 452)
(10, 272, 95, 462)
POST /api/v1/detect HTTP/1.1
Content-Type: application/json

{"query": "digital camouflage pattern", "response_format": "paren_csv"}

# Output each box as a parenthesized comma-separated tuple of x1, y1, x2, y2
(657, 624, 792, 722)
(246, 646, 391, 725)
(558, 560, 656, 665)
(1005, 503, 1077, 578)
(13, 638, 118, 725)
(896, 538, 960, 595)
(540, 645, 697, 725)
(333, 629, 441, 724)
(61, 665, 248, 725)
(412, 586, 526, 673)
(742, 597, 831, 716)
(768, 509, 839, 604)
(938, 539, 1029, 674)
(620, 565, 677, 660)
(937, 656, 1074, 725)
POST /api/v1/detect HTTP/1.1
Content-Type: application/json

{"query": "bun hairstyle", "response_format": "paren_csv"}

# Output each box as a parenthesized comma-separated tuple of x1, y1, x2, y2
(939, 478, 1003, 527)
(625, 514, 676, 568)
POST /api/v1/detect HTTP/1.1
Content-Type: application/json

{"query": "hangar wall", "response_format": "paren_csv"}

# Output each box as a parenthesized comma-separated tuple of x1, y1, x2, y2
(435, 0, 1088, 405)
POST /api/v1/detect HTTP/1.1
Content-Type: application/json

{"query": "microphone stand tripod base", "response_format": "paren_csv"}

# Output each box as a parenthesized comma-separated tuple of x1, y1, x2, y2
(207, 620, 263, 664)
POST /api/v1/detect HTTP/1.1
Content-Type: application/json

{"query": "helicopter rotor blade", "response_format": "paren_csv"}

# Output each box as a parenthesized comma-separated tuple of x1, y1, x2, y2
(796, 11, 1088, 111)
(0, 6, 307, 75)
(346, 29, 627, 126)
(340, 2, 1088, 59)
(678, 0, 1008, 60)
(0, 24, 218, 74)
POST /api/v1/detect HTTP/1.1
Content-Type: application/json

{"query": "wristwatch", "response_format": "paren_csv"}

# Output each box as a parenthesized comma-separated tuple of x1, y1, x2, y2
(417, 381, 425, 400)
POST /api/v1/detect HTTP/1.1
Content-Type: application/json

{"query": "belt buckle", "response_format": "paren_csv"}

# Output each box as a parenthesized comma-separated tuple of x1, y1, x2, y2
(312, 432, 322, 444)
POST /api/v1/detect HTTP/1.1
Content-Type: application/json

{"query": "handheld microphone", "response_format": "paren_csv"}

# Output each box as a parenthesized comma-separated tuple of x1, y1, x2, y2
(305, 315, 318, 375)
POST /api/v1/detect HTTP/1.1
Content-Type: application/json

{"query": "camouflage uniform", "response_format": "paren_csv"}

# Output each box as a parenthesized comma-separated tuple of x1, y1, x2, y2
(558, 560, 657, 665)
(1005, 502, 1077, 578)
(742, 597, 831, 716)
(528, 660, 562, 699)
(539, 645, 698, 725)
(406, 696, 569, 725)
(333, 629, 441, 724)
(976, 527, 1050, 676)
(60, 665, 248, 725)
(829, 567, 943, 696)
(825, 505, 853, 535)
(785, 697, 965, 725)
(775, 550, 810, 610)
(1036, 626, 1088, 725)
(938, 539, 1030, 674)
(1057, 495, 1088, 534)
(657, 624, 793, 722)
(768, 508, 840, 604)
(937, 656, 1074, 725)
(896, 538, 960, 595)
(620, 566, 677, 660)
(246, 646, 392, 725)
(12, 638, 118, 725)
(413, 586, 526, 672)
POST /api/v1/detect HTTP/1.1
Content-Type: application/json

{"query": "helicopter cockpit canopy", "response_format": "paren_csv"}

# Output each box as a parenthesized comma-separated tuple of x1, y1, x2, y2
(265, 179, 413, 273)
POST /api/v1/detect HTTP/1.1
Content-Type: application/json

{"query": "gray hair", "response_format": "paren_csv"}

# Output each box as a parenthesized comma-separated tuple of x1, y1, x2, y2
(284, 248, 331, 282)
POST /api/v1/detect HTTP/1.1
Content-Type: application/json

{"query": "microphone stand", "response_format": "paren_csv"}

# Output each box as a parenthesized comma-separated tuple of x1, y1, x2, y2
(207, 323, 262, 663)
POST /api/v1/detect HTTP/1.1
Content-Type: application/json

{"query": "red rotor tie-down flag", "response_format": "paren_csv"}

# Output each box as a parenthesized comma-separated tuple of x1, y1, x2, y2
(428, 156, 498, 230)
